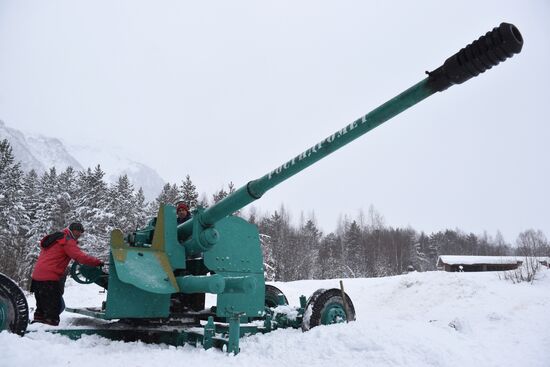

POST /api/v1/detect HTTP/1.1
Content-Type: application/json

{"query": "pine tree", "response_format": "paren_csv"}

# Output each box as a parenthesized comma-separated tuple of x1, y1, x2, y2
(197, 193, 210, 209)
(57, 167, 78, 227)
(36, 168, 62, 233)
(248, 206, 258, 225)
(154, 183, 180, 211)
(317, 233, 346, 279)
(108, 174, 136, 233)
(344, 220, 363, 277)
(409, 231, 431, 272)
(179, 175, 199, 211)
(212, 186, 228, 204)
(211, 182, 240, 215)
(259, 233, 276, 281)
(259, 206, 293, 281)
(23, 170, 40, 224)
(0, 140, 29, 284)
(295, 219, 321, 279)
(74, 165, 111, 258)
(22, 168, 64, 281)
(134, 187, 148, 229)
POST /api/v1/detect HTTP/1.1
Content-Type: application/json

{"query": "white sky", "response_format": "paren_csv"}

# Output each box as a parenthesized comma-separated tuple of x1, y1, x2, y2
(0, 1, 548, 242)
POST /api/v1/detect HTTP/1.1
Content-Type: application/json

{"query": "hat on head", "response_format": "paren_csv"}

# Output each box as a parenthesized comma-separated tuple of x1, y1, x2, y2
(69, 222, 85, 232)
(176, 202, 189, 212)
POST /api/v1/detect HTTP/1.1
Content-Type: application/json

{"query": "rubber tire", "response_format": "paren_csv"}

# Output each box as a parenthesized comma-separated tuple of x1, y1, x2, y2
(264, 285, 288, 308)
(0, 273, 29, 336)
(301, 288, 355, 331)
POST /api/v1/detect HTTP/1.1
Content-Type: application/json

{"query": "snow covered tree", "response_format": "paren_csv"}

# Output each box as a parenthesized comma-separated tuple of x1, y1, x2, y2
(197, 192, 210, 209)
(23, 170, 40, 223)
(179, 175, 199, 211)
(516, 229, 548, 257)
(492, 230, 512, 256)
(37, 168, 64, 230)
(247, 206, 258, 225)
(0, 139, 29, 284)
(212, 186, 228, 204)
(344, 220, 363, 277)
(153, 183, 180, 211)
(57, 167, 79, 227)
(212, 182, 241, 215)
(74, 165, 112, 259)
(366, 204, 385, 231)
(22, 168, 65, 283)
(134, 187, 149, 229)
(408, 231, 431, 272)
(258, 207, 293, 281)
(108, 174, 136, 233)
(294, 219, 322, 279)
(259, 233, 276, 281)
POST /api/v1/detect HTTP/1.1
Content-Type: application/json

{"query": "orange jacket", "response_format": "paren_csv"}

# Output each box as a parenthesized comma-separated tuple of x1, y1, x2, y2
(32, 228, 102, 281)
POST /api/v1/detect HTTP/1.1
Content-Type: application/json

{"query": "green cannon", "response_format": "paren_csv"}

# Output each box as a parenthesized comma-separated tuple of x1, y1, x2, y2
(0, 23, 523, 354)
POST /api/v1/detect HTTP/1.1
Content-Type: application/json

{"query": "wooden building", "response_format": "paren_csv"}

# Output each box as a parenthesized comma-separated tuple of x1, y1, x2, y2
(437, 256, 523, 272)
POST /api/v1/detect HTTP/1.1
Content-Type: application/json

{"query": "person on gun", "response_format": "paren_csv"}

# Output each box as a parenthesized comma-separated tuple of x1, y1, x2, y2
(176, 201, 192, 224)
(30, 222, 103, 326)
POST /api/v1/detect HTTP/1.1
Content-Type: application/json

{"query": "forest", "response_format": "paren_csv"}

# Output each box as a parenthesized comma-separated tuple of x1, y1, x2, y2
(0, 139, 548, 288)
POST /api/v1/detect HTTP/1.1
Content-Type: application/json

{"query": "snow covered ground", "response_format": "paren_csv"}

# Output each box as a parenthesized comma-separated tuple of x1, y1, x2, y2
(2, 269, 549, 367)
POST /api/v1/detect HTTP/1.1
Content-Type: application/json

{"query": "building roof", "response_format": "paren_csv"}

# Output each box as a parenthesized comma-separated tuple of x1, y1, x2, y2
(437, 255, 550, 267)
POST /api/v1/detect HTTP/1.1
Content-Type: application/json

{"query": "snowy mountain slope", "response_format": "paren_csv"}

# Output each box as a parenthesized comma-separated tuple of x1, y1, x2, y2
(0, 120, 164, 200)
(64, 141, 164, 200)
(0, 120, 81, 173)
(2, 270, 549, 367)
(25, 134, 83, 172)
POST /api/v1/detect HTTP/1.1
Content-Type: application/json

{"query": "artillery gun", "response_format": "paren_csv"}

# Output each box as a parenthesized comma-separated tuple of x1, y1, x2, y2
(0, 23, 523, 354)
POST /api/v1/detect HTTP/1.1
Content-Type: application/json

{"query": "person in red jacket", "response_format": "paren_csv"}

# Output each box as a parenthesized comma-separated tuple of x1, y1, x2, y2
(31, 222, 103, 326)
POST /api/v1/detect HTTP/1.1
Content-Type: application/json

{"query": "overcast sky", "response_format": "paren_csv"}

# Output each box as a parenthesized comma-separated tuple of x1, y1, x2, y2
(0, 1, 548, 242)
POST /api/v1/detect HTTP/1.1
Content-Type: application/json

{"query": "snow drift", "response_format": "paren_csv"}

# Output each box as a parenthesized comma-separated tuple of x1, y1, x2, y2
(1, 270, 549, 367)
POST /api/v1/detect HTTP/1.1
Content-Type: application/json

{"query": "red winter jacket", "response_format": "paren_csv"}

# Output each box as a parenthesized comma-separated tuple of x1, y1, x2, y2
(32, 228, 102, 281)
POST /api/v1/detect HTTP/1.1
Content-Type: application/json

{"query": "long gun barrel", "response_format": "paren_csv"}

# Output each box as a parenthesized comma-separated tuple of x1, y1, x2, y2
(178, 22, 523, 242)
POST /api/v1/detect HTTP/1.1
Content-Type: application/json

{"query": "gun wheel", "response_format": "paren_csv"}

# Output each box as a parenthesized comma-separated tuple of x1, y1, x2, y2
(0, 273, 29, 336)
(70, 262, 100, 284)
(264, 285, 288, 308)
(301, 288, 355, 331)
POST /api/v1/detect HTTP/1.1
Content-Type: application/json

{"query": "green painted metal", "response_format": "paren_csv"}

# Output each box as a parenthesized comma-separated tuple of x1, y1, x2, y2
(110, 206, 183, 295)
(320, 302, 347, 325)
(224, 276, 257, 294)
(204, 216, 265, 318)
(203, 316, 215, 350)
(130, 219, 155, 247)
(299, 295, 307, 309)
(176, 274, 225, 294)
(59, 298, 309, 354)
(112, 248, 177, 294)
(105, 253, 171, 319)
(65, 307, 108, 319)
(182, 207, 220, 257)
(151, 204, 186, 270)
(45, 318, 275, 355)
(48, 328, 192, 347)
(227, 315, 241, 354)
(70, 262, 107, 287)
(0, 298, 8, 331)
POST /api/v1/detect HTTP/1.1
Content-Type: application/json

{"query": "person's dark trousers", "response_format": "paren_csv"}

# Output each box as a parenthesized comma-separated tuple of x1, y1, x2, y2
(30, 280, 63, 325)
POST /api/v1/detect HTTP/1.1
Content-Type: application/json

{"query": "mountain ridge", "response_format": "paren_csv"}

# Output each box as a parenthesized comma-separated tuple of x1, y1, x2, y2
(0, 120, 164, 200)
